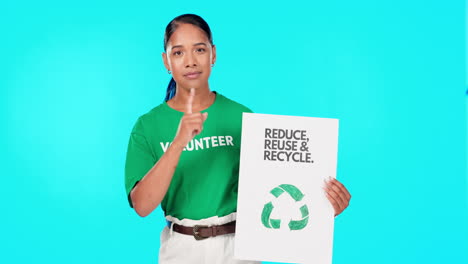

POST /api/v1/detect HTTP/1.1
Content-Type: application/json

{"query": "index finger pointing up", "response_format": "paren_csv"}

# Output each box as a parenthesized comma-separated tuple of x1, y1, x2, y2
(186, 88, 195, 114)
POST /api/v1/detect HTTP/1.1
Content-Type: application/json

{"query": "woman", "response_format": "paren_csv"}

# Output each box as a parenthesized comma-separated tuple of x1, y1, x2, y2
(125, 14, 351, 263)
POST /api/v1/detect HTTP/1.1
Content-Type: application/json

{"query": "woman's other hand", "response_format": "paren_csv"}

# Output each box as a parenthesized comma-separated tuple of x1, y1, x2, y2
(324, 178, 351, 217)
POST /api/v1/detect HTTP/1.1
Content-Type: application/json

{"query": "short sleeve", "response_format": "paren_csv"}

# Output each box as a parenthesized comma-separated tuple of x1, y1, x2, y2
(124, 118, 156, 208)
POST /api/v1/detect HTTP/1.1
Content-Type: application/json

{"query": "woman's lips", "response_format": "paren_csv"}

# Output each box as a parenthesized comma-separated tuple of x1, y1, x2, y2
(184, 72, 201, 79)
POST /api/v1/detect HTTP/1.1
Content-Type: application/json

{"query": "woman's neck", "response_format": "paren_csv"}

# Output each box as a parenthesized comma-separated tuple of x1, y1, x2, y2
(168, 86, 216, 113)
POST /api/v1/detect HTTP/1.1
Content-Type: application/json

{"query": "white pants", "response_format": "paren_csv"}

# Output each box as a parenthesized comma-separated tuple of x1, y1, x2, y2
(159, 212, 261, 264)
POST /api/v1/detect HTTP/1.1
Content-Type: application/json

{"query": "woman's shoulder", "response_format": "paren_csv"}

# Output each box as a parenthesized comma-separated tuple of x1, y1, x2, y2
(130, 102, 170, 134)
(216, 92, 253, 113)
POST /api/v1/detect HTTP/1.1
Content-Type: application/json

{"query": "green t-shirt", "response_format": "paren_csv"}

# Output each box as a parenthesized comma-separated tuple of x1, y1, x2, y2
(124, 92, 252, 220)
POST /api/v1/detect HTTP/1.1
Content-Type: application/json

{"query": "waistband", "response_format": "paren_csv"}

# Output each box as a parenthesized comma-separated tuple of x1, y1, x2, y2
(165, 212, 237, 226)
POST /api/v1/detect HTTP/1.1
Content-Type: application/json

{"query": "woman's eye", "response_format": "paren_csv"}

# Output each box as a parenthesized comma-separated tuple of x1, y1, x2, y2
(173, 51, 182, 56)
(196, 48, 206, 53)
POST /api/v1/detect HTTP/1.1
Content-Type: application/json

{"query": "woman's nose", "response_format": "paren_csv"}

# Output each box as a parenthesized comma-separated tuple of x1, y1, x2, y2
(184, 52, 197, 68)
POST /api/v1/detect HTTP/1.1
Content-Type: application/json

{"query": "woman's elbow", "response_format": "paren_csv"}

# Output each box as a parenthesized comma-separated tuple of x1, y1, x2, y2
(130, 190, 151, 217)
(134, 205, 150, 217)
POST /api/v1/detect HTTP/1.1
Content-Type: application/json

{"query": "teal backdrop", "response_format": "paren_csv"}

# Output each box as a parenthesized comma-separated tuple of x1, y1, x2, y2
(2, 1, 467, 263)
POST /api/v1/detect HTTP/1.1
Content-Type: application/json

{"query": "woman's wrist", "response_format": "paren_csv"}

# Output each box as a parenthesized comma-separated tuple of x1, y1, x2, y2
(169, 138, 186, 152)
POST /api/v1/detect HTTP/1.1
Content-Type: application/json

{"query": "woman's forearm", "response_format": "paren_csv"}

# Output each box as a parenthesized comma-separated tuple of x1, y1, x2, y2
(130, 142, 184, 217)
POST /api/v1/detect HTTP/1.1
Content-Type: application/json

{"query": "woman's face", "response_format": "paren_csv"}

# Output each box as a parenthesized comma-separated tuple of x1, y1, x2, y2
(163, 23, 216, 92)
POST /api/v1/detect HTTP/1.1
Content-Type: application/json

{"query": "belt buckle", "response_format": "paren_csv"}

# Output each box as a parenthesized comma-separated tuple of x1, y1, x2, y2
(193, 225, 208, 240)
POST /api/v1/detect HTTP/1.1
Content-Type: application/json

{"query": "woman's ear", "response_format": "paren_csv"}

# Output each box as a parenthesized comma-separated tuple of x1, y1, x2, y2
(162, 52, 170, 71)
(211, 45, 217, 65)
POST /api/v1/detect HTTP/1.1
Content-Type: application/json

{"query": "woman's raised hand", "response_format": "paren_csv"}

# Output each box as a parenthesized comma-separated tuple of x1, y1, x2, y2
(173, 88, 208, 148)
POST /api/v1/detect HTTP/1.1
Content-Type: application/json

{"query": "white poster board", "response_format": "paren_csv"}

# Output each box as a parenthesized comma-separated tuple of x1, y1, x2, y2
(235, 113, 339, 264)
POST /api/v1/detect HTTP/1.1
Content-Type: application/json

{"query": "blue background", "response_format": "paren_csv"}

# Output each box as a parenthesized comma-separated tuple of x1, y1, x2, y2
(2, 1, 467, 263)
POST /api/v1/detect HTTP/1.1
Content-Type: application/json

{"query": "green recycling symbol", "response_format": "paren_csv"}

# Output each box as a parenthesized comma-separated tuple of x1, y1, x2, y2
(261, 184, 309, 230)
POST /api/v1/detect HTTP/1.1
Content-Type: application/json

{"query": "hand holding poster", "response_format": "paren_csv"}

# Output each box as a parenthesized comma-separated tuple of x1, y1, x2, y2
(235, 113, 339, 264)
